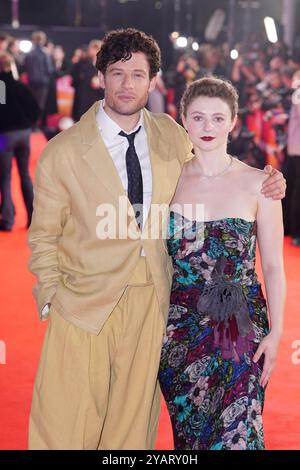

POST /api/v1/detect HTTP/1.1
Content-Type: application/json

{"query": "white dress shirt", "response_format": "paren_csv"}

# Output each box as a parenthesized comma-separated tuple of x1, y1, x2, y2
(96, 102, 153, 255)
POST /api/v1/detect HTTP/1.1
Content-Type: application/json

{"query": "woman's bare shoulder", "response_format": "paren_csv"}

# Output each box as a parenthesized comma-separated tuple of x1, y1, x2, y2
(232, 157, 266, 193)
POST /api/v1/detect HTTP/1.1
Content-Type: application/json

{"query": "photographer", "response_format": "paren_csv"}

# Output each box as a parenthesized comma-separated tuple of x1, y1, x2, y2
(254, 69, 290, 171)
(228, 111, 266, 169)
(169, 53, 201, 121)
(232, 56, 255, 104)
(285, 70, 300, 247)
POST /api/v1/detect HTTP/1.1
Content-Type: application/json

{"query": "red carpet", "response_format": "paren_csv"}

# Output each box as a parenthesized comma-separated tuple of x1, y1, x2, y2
(0, 133, 299, 450)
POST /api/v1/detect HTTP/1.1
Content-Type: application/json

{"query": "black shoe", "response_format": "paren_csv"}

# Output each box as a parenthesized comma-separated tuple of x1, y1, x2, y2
(0, 222, 12, 231)
(292, 237, 300, 247)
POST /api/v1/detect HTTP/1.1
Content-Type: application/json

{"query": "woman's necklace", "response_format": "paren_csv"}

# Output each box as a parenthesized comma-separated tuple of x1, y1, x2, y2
(199, 155, 233, 179)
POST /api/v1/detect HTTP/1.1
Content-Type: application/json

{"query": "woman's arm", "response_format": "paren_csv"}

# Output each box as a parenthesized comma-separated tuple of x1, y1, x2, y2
(253, 180, 286, 387)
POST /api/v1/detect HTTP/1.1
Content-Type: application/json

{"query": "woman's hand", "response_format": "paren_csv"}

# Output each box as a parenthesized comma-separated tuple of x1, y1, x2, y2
(253, 331, 282, 387)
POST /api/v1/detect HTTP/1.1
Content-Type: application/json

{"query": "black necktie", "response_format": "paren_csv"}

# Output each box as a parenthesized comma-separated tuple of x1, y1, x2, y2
(119, 126, 143, 230)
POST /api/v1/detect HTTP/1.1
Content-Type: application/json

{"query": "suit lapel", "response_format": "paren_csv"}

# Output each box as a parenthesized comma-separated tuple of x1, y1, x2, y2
(143, 109, 170, 236)
(143, 109, 170, 207)
(79, 101, 127, 202)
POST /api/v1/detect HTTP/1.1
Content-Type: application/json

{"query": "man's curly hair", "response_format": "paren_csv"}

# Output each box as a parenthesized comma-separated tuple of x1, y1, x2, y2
(96, 28, 161, 79)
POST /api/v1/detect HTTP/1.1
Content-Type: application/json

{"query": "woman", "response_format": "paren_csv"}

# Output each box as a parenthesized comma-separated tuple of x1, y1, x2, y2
(158, 77, 286, 450)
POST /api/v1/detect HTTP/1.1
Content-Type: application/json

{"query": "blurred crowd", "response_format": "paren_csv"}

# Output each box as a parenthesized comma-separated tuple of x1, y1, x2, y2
(162, 36, 300, 247)
(0, 29, 300, 246)
(0, 30, 104, 132)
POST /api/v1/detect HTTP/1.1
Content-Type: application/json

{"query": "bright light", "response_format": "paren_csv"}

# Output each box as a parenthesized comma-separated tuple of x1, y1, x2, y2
(192, 42, 199, 51)
(12, 19, 20, 29)
(19, 40, 32, 53)
(230, 49, 239, 60)
(171, 31, 179, 40)
(264, 17, 278, 43)
(176, 36, 188, 48)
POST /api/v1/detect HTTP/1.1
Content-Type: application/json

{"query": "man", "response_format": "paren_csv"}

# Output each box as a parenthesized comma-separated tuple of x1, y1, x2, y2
(0, 32, 9, 53)
(0, 52, 39, 231)
(285, 69, 300, 247)
(71, 39, 104, 121)
(28, 28, 286, 450)
(25, 31, 54, 117)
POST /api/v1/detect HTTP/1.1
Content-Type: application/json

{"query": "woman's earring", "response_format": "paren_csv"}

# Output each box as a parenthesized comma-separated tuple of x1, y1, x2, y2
(228, 133, 232, 142)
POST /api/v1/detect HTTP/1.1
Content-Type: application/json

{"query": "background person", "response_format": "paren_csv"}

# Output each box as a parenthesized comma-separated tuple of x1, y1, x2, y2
(0, 52, 39, 231)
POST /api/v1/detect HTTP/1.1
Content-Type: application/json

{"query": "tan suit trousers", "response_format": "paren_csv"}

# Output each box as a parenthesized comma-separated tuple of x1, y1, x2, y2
(28, 257, 165, 450)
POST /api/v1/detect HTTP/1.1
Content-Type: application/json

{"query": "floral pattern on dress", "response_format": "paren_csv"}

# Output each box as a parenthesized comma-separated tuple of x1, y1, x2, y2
(159, 212, 269, 450)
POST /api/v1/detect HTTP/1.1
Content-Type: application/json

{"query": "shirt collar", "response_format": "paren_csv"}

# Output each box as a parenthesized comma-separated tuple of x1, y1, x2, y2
(96, 100, 144, 142)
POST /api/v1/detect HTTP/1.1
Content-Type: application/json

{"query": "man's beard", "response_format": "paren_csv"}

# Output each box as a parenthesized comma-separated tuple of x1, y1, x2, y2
(106, 94, 148, 116)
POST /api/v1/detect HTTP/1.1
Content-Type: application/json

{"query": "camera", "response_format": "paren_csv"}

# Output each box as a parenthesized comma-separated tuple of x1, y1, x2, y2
(242, 52, 258, 67)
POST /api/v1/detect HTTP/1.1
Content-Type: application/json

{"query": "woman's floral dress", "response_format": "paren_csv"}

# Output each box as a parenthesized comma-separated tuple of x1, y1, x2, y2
(158, 212, 269, 450)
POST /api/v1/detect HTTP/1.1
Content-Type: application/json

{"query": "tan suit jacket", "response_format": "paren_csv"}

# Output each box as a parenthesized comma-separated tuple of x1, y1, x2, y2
(28, 101, 192, 334)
